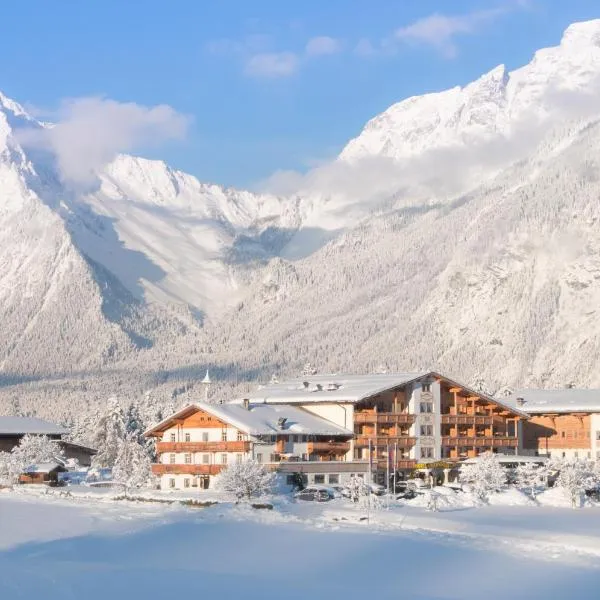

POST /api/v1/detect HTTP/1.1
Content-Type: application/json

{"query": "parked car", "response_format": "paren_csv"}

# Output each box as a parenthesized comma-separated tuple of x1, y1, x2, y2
(396, 489, 417, 500)
(294, 487, 334, 502)
(367, 483, 386, 496)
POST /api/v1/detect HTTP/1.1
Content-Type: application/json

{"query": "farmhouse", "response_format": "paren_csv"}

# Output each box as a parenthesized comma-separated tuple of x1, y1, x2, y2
(504, 389, 600, 460)
(0, 416, 97, 467)
(145, 401, 357, 490)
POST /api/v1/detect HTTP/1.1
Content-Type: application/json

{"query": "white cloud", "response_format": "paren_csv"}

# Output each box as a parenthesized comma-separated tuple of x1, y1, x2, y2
(354, 39, 377, 57)
(395, 8, 505, 58)
(305, 36, 342, 57)
(18, 97, 190, 185)
(245, 52, 300, 78)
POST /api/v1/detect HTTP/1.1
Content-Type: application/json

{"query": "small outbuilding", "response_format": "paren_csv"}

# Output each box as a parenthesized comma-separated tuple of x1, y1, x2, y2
(19, 462, 68, 485)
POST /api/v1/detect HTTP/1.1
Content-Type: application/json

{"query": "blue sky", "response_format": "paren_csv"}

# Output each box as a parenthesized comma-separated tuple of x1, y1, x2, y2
(0, 0, 598, 188)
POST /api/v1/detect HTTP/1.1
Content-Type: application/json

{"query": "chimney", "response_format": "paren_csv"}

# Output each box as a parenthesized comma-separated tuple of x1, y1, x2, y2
(277, 417, 288, 429)
(303, 381, 310, 389)
(516, 397, 526, 406)
(242, 398, 250, 410)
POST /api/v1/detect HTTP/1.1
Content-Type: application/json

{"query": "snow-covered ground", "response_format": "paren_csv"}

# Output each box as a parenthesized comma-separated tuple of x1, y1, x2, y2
(1, 488, 600, 599)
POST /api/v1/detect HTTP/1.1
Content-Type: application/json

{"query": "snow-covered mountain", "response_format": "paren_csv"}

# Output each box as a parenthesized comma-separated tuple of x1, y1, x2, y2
(2, 20, 600, 425)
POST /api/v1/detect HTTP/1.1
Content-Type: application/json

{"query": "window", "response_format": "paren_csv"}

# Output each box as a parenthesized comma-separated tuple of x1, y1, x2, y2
(314, 474, 325, 484)
(420, 402, 433, 413)
(293, 435, 299, 443)
(192, 478, 198, 487)
(220, 454, 228, 464)
(561, 431, 566, 438)
(302, 453, 308, 461)
(236, 454, 243, 464)
(420, 425, 433, 436)
(202, 432, 209, 442)
(328, 474, 339, 485)
(184, 478, 190, 488)
(587, 452, 591, 459)
(169, 478, 176, 488)
(286, 475, 296, 485)
(256, 453, 263, 463)
(422, 383, 431, 393)
(421, 447, 433, 459)
(237, 431, 244, 441)
(184, 453, 192, 464)
(185, 433, 191, 442)
(270, 453, 279, 462)
(301, 435, 307, 443)
(202, 454, 209, 464)
(596, 431, 600, 441)
(562, 452, 566, 458)
(169, 433, 176, 442)
(221, 429, 228, 442)
(574, 451, 579, 458)
(169, 453, 176, 464)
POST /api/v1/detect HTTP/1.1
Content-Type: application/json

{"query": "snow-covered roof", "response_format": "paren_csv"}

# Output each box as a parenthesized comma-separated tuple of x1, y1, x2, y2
(145, 402, 352, 437)
(503, 389, 600, 414)
(0, 416, 67, 436)
(245, 373, 428, 404)
(243, 372, 528, 417)
(462, 455, 549, 465)
(24, 462, 65, 474)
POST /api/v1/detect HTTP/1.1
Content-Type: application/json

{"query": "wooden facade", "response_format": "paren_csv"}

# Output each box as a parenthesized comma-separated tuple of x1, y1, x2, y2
(523, 413, 591, 455)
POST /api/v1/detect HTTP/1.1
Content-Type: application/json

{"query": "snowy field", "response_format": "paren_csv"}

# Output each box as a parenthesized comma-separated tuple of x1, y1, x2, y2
(1, 488, 600, 599)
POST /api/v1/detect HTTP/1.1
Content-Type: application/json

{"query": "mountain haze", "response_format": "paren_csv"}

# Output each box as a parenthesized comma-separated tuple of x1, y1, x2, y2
(2, 20, 600, 429)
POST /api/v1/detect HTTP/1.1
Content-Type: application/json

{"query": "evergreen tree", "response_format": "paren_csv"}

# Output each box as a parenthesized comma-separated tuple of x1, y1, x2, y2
(92, 398, 126, 468)
(112, 433, 153, 493)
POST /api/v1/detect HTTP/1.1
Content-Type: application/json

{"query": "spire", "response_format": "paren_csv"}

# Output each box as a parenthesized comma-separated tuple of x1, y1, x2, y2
(202, 369, 212, 402)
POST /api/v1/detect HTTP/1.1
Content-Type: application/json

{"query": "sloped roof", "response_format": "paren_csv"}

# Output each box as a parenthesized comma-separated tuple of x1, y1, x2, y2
(245, 373, 427, 404)
(144, 402, 352, 437)
(0, 416, 67, 436)
(24, 462, 66, 474)
(503, 389, 600, 414)
(243, 372, 528, 417)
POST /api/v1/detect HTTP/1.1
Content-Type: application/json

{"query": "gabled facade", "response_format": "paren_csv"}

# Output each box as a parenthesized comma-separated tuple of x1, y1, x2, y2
(144, 402, 355, 490)
(247, 372, 527, 482)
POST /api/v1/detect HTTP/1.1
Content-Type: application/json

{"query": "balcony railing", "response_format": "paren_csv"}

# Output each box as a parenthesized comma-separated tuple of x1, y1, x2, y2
(354, 412, 416, 425)
(354, 436, 416, 448)
(307, 441, 351, 454)
(156, 441, 251, 453)
(441, 415, 494, 426)
(151, 464, 223, 476)
(441, 436, 518, 448)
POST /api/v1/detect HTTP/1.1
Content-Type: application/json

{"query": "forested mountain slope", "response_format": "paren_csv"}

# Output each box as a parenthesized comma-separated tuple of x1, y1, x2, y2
(1, 21, 600, 437)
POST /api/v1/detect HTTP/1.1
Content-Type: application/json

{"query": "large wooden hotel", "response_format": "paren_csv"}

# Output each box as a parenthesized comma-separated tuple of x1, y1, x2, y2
(146, 371, 531, 490)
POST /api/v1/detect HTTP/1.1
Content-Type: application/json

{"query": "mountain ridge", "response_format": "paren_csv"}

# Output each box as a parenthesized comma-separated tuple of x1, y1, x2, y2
(2, 20, 600, 430)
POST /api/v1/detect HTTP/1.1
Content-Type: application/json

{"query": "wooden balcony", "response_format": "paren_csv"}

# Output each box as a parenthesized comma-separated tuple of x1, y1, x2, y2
(354, 436, 416, 448)
(156, 441, 251, 453)
(354, 412, 416, 425)
(151, 464, 223, 476)
(307, 441, 351, 454)
(441, 415, 493, 426)
(441, 436, 518, 448)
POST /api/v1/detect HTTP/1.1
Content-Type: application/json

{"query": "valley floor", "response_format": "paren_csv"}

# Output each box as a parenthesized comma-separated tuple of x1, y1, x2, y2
(1, 489, 600, 599)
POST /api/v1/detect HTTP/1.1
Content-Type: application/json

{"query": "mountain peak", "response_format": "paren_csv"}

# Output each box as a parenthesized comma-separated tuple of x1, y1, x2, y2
(561, 19, 600, 49)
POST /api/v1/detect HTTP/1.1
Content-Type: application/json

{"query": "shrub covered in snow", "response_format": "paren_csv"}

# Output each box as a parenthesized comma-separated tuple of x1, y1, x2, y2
(554, 459, 598, 508)
(514, 462, 546, 500)
(459, 452, 506, 502)
(216, 459, 274, 502)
